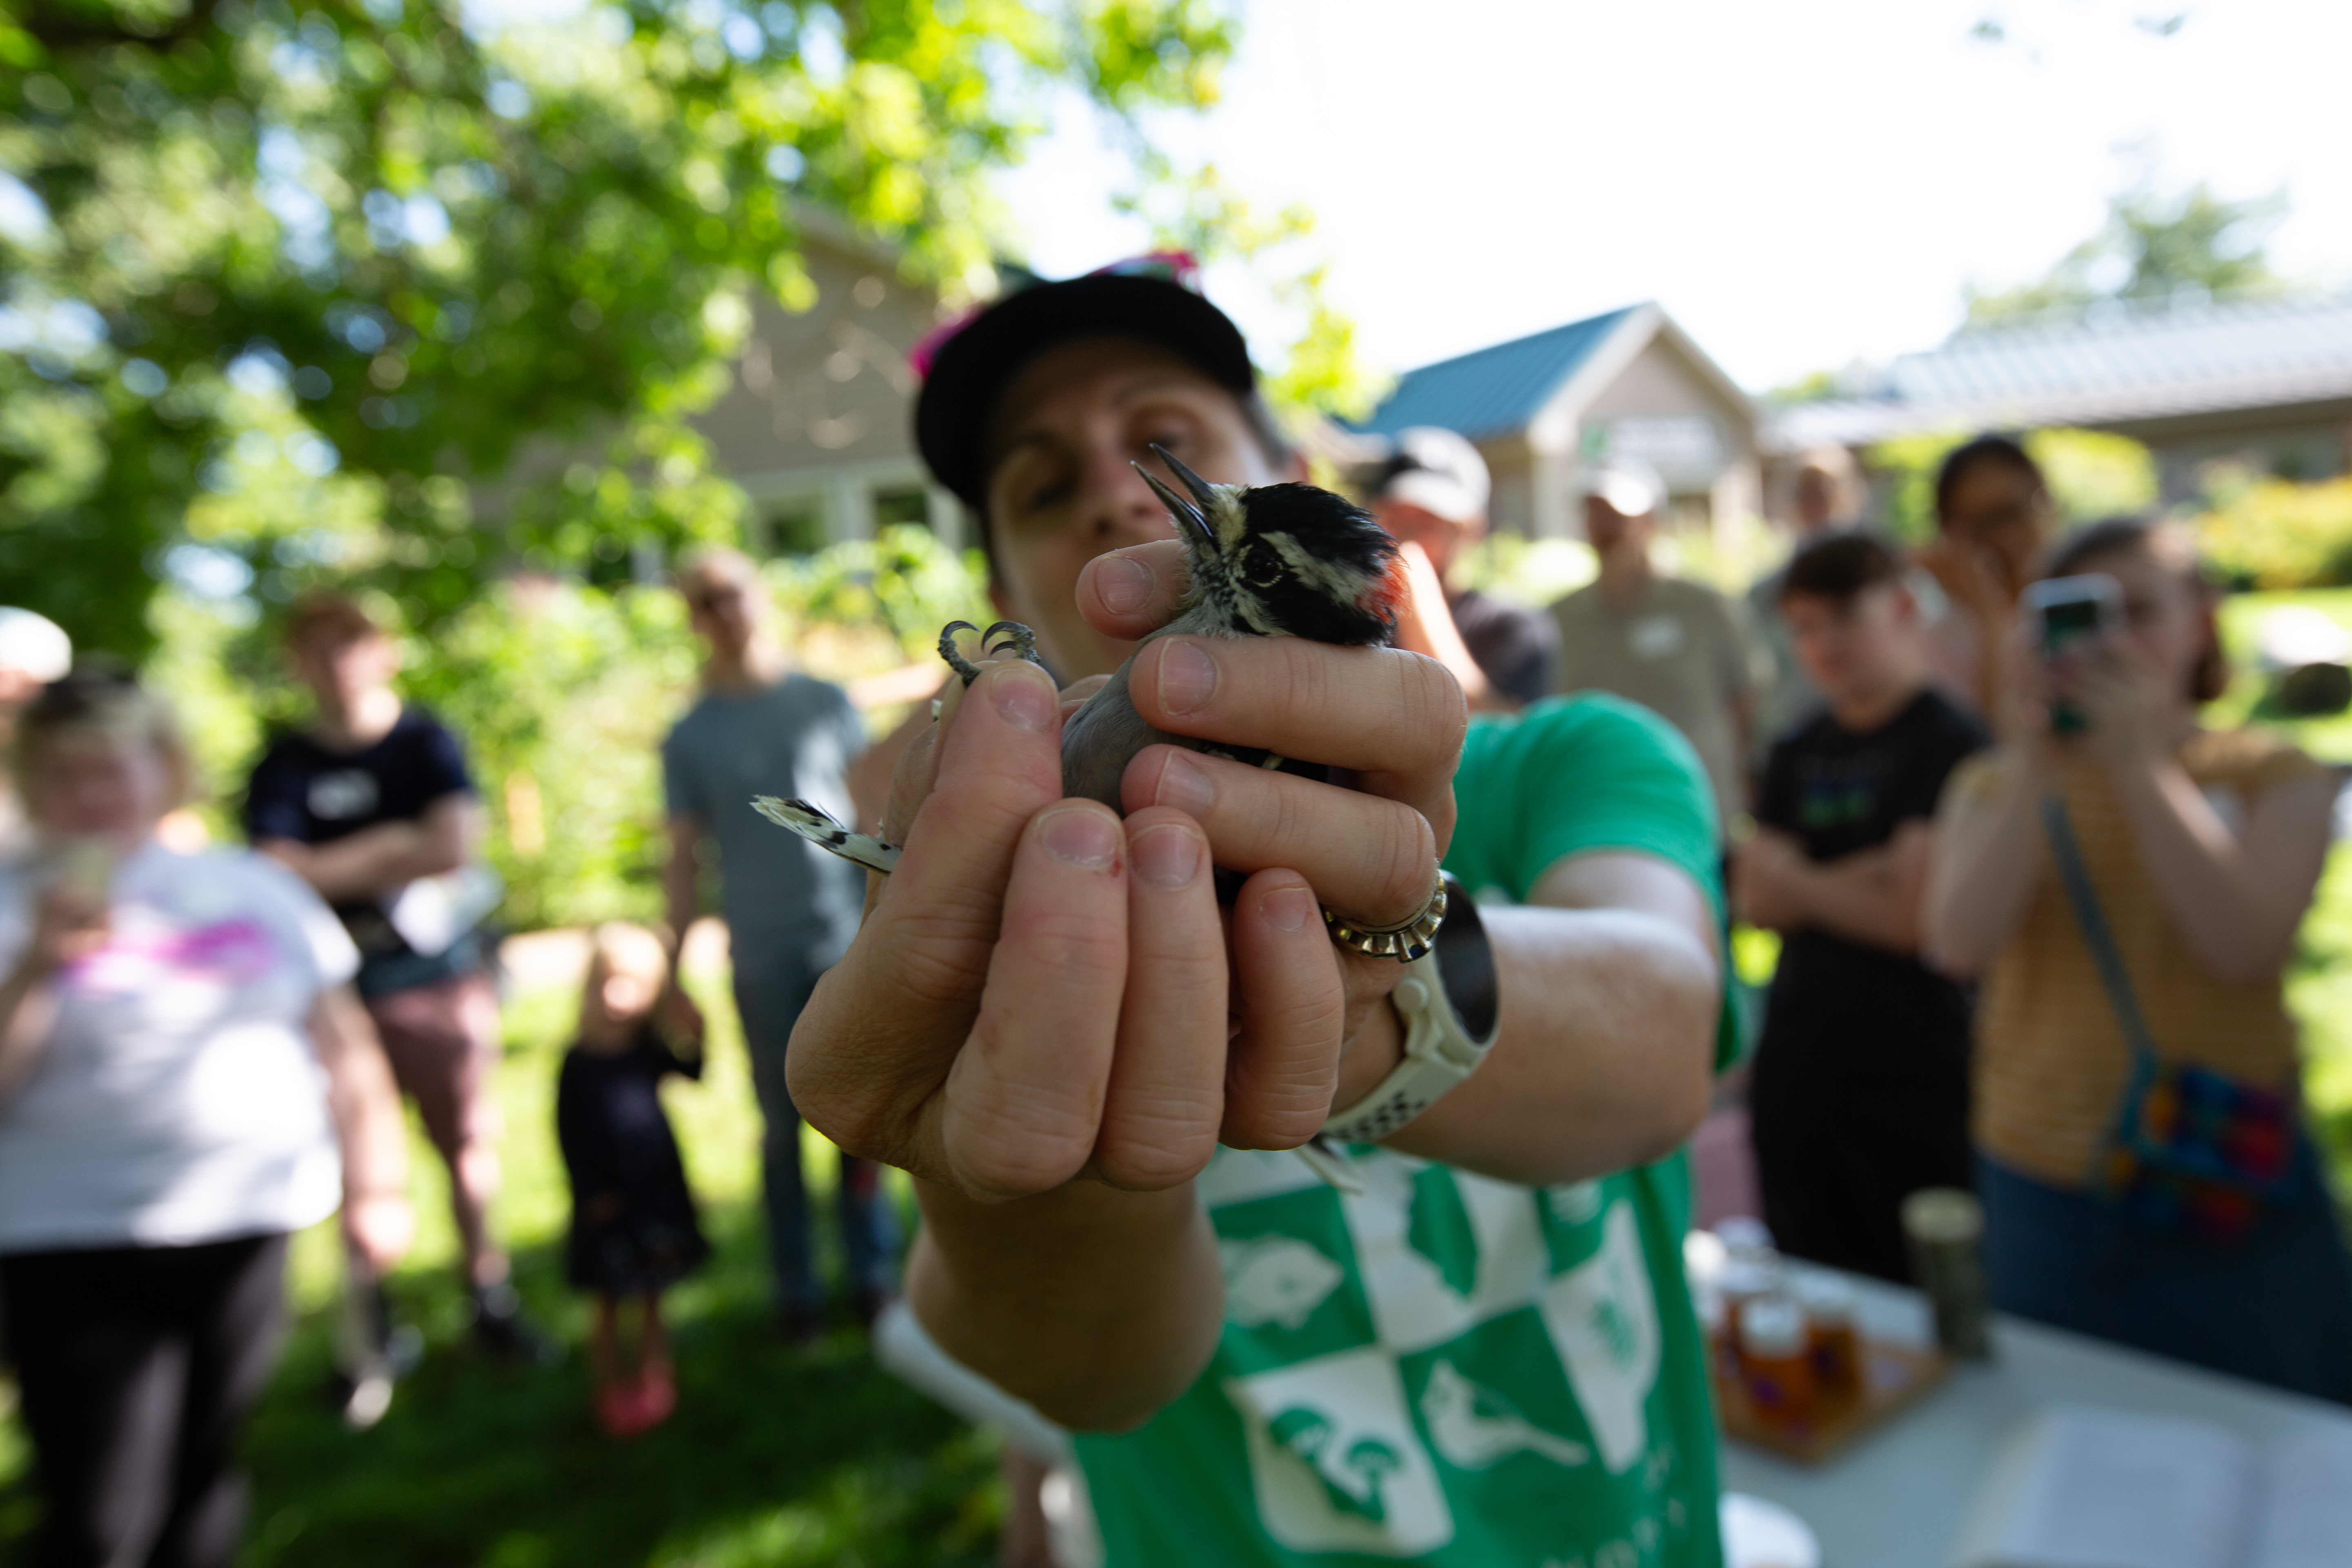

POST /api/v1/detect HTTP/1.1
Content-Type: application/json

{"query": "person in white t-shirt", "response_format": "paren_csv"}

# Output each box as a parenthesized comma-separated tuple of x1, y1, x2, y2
(0, 672, 412, 1568)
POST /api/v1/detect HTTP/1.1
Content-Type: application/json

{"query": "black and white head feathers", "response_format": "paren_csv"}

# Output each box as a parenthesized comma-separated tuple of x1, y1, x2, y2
(1135, 446, 1405, 646)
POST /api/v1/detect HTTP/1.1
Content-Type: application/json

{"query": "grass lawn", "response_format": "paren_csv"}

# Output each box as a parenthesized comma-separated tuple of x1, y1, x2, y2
(0, 960, 1004, 1568)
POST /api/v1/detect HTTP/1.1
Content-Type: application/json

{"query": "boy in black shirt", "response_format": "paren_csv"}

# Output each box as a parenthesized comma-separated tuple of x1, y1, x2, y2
(245, 592, 547, 1394)
(1734, 532, 1987, 1281)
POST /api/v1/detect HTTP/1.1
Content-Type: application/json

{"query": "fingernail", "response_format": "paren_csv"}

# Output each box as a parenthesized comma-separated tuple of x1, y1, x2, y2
(1153, 750, 1215, 817)
(1131, 824, 1201, 889)
(1265, 885, 1316, 933)
(1041, 808, 1119, 870)
(990, 666, 1056, 732)
(1156, 638, 1217, 715)
(1097, 555, 1153, 615)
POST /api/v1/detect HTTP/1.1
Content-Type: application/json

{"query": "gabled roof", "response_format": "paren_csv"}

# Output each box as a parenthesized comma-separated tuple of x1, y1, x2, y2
(1352, 307, 1639, 441)
(1772, 293, 2352, 452)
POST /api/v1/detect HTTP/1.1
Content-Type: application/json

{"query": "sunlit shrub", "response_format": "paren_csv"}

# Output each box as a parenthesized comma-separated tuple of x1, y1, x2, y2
(2194, 477, 2352, 591)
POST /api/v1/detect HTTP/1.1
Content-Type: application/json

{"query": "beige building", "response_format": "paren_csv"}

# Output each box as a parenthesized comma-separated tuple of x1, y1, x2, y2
(693, 218, 962, 551)
(1350, 303, 1762, 540)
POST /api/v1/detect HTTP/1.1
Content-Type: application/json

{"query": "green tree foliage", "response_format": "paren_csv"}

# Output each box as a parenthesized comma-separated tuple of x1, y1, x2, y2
(1112, 159, 1388, 423)
(1965, 172, 2287, 327)
(0, 0, 1236, 658)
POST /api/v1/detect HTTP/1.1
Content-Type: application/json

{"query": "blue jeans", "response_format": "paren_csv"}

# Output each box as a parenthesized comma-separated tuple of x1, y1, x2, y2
(1978, 1148, 2352, 1403)
(735, 960, 901, 1312)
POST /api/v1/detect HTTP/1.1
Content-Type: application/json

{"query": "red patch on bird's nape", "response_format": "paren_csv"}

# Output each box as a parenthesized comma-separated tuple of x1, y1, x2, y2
(1359, 554, 1411, 641)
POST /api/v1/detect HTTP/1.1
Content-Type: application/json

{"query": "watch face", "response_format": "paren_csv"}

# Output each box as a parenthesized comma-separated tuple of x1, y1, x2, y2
(1432, 874, 1499, 1043)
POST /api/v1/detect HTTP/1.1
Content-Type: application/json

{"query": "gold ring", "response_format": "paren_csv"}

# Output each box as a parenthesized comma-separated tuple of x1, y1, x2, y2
(1324, 875, 1448, 962)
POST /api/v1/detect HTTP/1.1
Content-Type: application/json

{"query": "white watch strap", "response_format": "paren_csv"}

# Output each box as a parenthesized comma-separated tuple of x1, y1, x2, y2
(1318, 950, 1495, 1145)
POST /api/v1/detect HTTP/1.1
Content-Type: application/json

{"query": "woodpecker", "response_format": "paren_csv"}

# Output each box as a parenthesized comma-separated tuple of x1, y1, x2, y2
(757, 445, 1406, 875)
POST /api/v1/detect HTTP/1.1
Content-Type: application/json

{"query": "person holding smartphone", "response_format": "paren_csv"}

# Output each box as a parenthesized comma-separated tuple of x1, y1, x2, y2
(1923, 518, 2352, 1399)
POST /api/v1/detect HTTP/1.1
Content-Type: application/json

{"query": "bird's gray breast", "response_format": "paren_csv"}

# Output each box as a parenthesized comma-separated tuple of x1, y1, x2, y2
(1058, 657, 1198, 811)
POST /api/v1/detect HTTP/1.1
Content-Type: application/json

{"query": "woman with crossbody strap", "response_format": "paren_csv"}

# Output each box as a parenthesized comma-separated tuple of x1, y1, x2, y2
(1923, 517, 2352, 1402)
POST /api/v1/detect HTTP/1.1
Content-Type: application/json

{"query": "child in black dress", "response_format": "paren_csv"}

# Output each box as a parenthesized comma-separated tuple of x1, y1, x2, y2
(557, 923, 708, 1437)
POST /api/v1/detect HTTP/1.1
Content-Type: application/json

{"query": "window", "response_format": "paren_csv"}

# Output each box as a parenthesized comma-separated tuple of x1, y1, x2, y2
(765, 503, 823, 557)
(873, 486, 930, 530)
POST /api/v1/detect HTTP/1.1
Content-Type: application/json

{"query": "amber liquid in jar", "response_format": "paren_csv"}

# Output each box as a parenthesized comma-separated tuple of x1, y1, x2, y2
(1793, 1274, 1862, 1403)
(1738, 1297, 1815, 1425)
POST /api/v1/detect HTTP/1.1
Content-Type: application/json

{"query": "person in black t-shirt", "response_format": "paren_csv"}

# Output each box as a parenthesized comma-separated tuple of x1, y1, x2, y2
(1361, 426, 1557, 710)
(1733, 532, 1988, 1281)
(245, 592, 548, 1400)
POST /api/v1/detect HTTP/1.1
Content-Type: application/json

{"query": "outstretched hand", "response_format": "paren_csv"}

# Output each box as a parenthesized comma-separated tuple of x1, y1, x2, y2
(786, 540, 1465, 1203)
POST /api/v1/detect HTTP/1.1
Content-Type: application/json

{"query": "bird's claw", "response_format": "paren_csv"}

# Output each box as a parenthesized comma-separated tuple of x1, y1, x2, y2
(938, 621, 986, 685)
(938, 619, 1045, 686)
(982, 620, 1040, 664)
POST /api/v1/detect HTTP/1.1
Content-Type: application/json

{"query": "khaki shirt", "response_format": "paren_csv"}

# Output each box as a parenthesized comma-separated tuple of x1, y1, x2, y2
(1548, 574, 1764, 822)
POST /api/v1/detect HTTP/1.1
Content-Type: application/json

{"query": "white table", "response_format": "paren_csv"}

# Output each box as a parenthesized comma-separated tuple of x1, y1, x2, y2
(1717, 1274, 2352, 1568)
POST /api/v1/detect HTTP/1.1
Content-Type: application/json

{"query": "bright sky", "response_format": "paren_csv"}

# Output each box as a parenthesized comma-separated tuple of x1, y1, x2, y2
(996, 0, 2352, 394)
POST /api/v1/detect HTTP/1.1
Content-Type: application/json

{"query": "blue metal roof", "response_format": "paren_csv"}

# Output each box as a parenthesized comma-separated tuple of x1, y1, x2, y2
(1353, 307, 1639, 441)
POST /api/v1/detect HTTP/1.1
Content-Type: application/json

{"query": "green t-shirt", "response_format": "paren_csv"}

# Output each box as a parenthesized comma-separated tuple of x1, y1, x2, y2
(1074, 696, 1731, 1568)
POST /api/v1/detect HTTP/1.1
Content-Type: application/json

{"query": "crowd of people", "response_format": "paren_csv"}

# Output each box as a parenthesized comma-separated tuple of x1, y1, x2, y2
(0, 252, 2348, 1568)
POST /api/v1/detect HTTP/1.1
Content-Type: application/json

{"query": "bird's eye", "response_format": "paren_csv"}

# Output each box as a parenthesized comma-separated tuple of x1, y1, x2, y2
(1241, 542, 1284, 589)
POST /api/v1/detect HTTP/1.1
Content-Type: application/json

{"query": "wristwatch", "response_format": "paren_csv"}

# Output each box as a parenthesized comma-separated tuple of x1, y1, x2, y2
(1314, 873, 1500, 1147)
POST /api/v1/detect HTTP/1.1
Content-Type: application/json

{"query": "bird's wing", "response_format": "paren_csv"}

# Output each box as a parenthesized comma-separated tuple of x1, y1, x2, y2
(751, 796, 901, 876)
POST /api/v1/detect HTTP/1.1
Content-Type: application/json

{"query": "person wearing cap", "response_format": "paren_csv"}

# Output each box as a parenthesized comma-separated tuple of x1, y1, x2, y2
(1362, 428, 1556, 711)
(0, 609, 73, 852)
(795, 254, 1733, 1566)
(1550, 461, 1767, 824)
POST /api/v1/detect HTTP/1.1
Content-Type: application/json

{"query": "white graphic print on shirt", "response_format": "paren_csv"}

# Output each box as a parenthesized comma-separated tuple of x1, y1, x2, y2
(1229, 1346, 1454, 1556)
(1420, 1359, 1591, 1470)
(306, 768, 379, 821)
(1223, 1235, 1346, 1332)
(1185, 1148, 1674, 1560)
(1541, 1204, 1662, 1474)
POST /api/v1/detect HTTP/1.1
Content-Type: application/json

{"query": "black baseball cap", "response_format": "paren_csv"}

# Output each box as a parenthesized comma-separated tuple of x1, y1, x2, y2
(911, 252, 1256, 509)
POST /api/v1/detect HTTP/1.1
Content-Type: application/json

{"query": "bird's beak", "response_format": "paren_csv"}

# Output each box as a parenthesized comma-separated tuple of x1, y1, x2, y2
(1134, 457, 1216, 549)
(1150, 445, 1226, 514)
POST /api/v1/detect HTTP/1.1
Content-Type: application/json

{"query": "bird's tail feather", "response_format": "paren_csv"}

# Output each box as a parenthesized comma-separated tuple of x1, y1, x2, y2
(751, 796, 901, 876)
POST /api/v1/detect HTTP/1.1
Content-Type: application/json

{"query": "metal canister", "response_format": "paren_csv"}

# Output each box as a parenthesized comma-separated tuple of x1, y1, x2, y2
(1902, 1187, 1992, 1360)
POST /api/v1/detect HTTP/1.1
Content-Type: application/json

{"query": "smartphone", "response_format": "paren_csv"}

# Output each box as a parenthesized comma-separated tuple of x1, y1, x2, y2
(2020, 573, 2122, 734)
